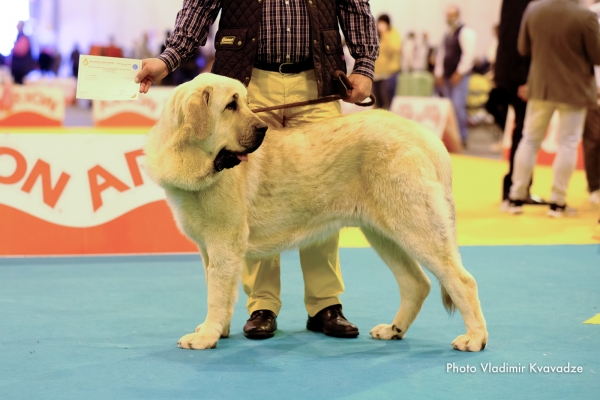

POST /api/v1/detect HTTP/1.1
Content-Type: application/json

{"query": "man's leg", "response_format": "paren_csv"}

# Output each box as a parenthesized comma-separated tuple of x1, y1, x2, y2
(583, 106, 600, 196)
(372, 80, 384, 109)
(282, 70, 358, 337)
(503, 89, 529, 200)
(449, 75, 470, 144)
(550, 104, 587, 206)
(240, 68, 286, 339)
(298, 233, 344, 317)
(509, 100, 556, 204)
(377, 75, 397, 110)
(242, 255, 282, 314)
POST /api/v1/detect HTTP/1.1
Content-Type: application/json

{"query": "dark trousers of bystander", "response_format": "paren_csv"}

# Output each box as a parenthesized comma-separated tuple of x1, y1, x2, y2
(372, 75, 398, 111)
(501, 86, 532, 201)
(583, 105, 600, 194)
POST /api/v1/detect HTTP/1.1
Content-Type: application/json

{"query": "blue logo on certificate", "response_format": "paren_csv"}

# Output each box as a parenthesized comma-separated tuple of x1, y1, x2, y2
(133, 64, 139, 70)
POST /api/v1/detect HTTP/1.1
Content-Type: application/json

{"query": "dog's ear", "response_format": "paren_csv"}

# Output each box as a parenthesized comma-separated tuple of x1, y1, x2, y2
(202, 87, 212, 106)
(181, 86, 213, 141)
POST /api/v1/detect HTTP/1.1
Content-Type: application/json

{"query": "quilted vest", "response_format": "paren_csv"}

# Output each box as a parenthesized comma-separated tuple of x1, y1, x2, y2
(443, 25, 464, 79)
(211, 0, 347, 97)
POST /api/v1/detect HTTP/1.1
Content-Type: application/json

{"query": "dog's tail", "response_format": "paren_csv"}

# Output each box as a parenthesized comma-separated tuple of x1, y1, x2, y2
(441, 284, 456, 314)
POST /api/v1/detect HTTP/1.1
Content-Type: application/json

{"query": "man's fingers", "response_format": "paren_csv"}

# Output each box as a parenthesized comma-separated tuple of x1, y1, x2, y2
(139, 77, 153, 94)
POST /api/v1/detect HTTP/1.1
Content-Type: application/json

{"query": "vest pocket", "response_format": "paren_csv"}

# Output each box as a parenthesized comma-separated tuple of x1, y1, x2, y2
(321, 29, 343, 54)
(215, 28, 249, 51)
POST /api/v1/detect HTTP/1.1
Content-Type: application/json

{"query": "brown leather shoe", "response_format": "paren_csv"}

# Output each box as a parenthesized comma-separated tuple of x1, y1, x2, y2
(307, 304, 359, 338)
(243, 310, 277, 339)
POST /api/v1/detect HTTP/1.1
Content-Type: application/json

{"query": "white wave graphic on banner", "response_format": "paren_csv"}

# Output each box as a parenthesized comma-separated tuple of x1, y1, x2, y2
(0, 133, 166, 228)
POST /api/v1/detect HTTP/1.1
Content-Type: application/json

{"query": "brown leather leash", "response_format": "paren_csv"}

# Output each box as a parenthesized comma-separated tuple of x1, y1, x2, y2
(251, 70, 376, 114)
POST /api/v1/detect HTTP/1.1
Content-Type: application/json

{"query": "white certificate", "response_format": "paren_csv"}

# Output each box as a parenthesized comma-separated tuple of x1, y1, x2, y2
(76, 55, 141, 101)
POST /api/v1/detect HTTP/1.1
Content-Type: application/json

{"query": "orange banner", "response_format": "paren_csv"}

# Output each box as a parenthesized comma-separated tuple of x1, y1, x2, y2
(0, 133, 195, 256)
(0, 85, 64, 127)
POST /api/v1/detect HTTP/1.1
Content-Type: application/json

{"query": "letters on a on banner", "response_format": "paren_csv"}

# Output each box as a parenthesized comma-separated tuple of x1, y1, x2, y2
(0, 85, 65, 126)
(0, 133, 196, 256)
(93, 87, 174, 127)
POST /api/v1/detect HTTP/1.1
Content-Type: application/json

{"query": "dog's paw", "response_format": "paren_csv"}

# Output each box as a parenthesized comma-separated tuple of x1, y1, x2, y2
(195, 323, 230, 338)
(452, 333, 488, 352)
(370, 324, 405, 340)
(178, 325, 221, 350)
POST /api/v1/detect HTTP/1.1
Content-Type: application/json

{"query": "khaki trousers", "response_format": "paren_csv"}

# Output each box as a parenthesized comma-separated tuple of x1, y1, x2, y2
(242, 68, 344, 317)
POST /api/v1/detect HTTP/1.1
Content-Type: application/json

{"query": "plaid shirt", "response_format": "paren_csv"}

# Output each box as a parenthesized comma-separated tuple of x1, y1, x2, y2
(158, 0, 379, 79)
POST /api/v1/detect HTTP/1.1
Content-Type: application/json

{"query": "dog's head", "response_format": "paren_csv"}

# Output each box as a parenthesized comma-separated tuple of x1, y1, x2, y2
(145, 74, 268, 191)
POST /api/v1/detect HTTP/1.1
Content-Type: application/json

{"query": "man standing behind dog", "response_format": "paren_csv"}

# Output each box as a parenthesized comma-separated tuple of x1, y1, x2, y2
(508, 0, 600, 217)
(135, 0, 379, 339)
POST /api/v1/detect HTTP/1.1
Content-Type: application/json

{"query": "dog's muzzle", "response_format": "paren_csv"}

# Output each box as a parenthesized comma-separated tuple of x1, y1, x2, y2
(213, 125, 268, 172)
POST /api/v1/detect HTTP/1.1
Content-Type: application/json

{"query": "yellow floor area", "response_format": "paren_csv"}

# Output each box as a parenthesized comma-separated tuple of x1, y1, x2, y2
(340, 155, 600, 247)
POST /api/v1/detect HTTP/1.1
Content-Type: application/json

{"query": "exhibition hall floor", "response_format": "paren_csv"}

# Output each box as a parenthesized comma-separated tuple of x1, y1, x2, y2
(1, 155, 599, 399)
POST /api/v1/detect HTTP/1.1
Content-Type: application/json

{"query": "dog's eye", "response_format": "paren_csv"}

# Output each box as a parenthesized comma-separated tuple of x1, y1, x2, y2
(225, 101, 237, 111)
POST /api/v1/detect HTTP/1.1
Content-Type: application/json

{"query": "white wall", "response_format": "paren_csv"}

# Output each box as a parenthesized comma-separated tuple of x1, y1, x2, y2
(57, 0, 185, 56)
(55, 0, 502, 60)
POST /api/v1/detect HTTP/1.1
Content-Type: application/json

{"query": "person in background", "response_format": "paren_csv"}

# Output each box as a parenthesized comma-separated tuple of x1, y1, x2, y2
(134, 32, 153, 60)
(134, 0, 378, 342)
(373, 14, 401, 110)
(486, 25, 499, 74)
(38, 49, 55, 77)
(402, 31, 418, 72)
(70, 44, 80, 78)
(583, 1, 600, 206)
(104, 36, 124, 58)
(508, 0, 600, 217)
(494, 0, 547, 211)
(10, 21, 36, 84)
(423, 33, 437, 74)
(434, 5, 477, 148)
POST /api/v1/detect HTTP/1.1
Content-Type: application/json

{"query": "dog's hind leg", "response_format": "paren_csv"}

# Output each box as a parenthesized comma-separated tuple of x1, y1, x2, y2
(361, 227, 431, 341)
(390, 192, 488, 352)
(414, 245, 487, 352)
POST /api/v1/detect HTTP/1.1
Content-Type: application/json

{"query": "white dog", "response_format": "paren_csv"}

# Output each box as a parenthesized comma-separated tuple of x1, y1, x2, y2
(144, 73, 488, 352)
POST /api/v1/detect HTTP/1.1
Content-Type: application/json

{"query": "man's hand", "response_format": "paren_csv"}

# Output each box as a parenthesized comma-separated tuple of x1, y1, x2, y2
(135, 58, 170, 94)
(344, 73, 373, 104)
(517, 84, 529, 102)
(450, 72, 463, 87)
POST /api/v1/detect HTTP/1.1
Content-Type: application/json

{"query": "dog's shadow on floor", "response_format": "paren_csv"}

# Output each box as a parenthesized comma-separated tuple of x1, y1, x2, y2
(150, 329, 476, 373)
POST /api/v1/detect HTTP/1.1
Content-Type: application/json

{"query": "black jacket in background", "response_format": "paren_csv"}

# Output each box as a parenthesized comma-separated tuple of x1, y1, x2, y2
(495, 0, 532, 90)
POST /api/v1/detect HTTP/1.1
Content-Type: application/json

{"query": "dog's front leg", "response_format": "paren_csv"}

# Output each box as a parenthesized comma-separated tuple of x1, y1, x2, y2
(178, 248, 242, 350)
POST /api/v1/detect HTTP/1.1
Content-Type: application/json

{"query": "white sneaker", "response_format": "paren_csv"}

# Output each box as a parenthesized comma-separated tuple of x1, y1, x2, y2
(590, 190, 600, 205)
(508, 199, 524, 215)
(547, 203, 577, 218)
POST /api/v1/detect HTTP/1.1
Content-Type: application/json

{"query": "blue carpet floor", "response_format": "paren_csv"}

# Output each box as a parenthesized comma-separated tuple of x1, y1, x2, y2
(1, 245, 599, 399)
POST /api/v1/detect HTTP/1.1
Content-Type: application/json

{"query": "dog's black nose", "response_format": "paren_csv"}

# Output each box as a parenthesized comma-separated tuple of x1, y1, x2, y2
(255, 125, 268, 136)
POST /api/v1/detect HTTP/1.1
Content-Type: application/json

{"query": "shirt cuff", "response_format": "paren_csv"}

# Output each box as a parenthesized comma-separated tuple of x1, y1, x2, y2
(158, 48, 182, 74)
(351, 58, 375, 80)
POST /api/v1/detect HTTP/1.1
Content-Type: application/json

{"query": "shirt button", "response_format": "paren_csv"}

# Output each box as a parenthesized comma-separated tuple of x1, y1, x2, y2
(252, 38, 256, 41)
(285, 0, 289, 4)
(238, 41, 242, 45)
(326, 45, 330, 50)
(309, 0, 313, 4)
(287, 28, 290, 32)
(313, 40, 318, 44)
